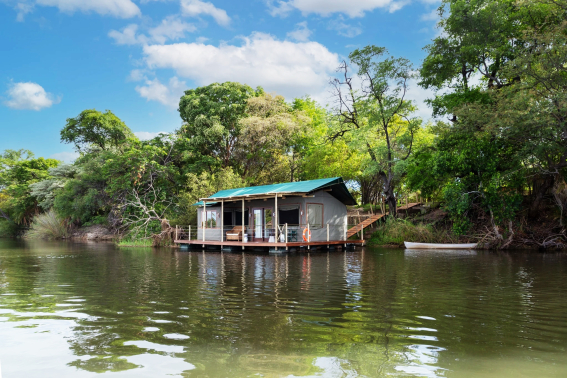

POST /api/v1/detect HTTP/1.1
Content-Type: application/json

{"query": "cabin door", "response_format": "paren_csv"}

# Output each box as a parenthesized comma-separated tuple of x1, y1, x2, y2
(253, 209, 263, 240)
(252, 208, 273, 241)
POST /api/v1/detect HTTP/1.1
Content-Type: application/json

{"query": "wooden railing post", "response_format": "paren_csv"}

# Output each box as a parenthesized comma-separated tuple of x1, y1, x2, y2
(307, 223, 310, 250)
(203, 201, 206, 242)
(188, 225, 191, 241)
(327, 224, 329, 242)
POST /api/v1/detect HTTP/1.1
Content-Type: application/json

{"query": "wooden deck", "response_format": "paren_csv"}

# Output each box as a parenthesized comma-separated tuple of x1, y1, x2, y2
(175, 239, 365, 249)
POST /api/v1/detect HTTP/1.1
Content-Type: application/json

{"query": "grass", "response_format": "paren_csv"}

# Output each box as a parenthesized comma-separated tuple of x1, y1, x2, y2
(368, 217, 460, 246)
(25, 210, 69, 240)
(116, 236, 153, 247)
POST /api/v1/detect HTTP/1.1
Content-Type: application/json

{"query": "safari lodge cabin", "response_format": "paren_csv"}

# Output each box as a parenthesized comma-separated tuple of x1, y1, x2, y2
(174, 177, 365, 252)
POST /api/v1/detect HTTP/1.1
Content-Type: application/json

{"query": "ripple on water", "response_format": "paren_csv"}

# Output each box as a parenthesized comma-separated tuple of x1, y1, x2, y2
(163, 333, 190, 340)
(149, 319, 173, 324)
(143, 327, 160, 332)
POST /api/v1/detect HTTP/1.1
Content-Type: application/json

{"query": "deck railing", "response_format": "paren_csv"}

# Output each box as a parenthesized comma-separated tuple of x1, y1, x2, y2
(175, 223, 368, 243)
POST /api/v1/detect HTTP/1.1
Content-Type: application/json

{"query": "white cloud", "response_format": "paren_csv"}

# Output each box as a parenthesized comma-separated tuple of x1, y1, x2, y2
(4, 82, 60, 111)
(286, 21, 312, 42)
(421, 9, 439, 21)
(327, 16, 362, 38)
(405, 78, 435, 121)
(134, 131, 168, 140)
(142, 33, 340, 102)
(269, 0, 408, 18)
(35, 0, 140, 18)
(135, 77, 186, 108)
(149, 15, 197, 44)
(181, 0, 230, 26)
(109, 16, 196, 45)
(109, 24, 144, 45)
(15, 2, 34, 21)
(49, 151, 79, 163)
(129, 69, 148, 81)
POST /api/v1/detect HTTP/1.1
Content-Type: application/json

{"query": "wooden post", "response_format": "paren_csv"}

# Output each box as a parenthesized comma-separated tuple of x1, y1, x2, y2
(175, 225, 178, 241)
(188, 225, 191, 241)
(221, 199, 224, 242)
(285, 223, 288, 251)
(327, 223, 329, 249)
(361, 223, 364, 241)
(307, 223, 310, 250)
(242, 198, 245, 250)
(274, 194, 278, 244)
(203, 201, 206, 242)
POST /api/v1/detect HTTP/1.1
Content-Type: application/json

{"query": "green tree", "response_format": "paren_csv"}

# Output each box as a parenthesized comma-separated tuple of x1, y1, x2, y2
(61, 109, 136, 152)
(0, 150, 59, 225)
(178, 82, 262, 173)
(330, 46, 421, 214)
(177, 167, 245, 226)
(236, 93, 310, 184)
(293, 97, 363, 183)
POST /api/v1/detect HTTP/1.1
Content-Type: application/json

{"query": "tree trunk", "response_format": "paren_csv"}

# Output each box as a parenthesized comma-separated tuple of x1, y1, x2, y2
(384, 182, 397, 217)
(530, 175, 554, 217)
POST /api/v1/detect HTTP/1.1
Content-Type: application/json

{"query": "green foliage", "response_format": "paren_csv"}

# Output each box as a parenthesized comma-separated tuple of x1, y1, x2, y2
(295, 97, 364, 182)
(331, 45, 422, 211)
(25, 209, 69, 240)
(442, 182, 473, 235)
(177, 167, 245, 226)
(237, 93, 310, 184)
(117, 236, 153, 247)
(178, 82, 262, 172)
(0, 149, 60, 224)
(61, 109, 136, 152)
(29, 164, 77, 210)
(0, 220, 19, 238)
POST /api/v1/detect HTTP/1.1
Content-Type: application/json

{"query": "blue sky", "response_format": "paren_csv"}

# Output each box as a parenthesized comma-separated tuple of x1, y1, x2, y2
(0, 0, 440, 162)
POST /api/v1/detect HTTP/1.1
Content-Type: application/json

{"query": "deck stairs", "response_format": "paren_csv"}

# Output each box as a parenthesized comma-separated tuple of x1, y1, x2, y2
(346, 202, 422, 239)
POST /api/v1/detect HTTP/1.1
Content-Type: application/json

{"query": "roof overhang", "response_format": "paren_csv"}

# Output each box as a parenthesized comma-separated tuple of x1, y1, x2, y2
(192, 177, 357, 206)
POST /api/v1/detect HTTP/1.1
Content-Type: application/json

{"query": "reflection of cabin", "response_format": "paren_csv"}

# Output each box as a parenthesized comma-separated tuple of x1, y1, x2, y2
(175, 177, 365, 252)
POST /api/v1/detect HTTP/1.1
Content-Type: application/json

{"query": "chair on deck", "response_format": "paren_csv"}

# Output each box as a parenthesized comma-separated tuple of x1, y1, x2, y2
(226, 226, 246, 241)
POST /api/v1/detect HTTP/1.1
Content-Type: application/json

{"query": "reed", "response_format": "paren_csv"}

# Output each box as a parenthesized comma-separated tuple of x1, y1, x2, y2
(25, 210, 69, 240)
(116, 236, 153, 247)
(368, 218, 459, 246)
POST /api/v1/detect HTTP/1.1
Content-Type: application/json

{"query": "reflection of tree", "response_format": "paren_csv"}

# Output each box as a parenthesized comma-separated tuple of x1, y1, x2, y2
(1, 241, 567, 377)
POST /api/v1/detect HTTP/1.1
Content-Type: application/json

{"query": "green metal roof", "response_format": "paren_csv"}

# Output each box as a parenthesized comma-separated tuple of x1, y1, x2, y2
(194, 177, 357, 206)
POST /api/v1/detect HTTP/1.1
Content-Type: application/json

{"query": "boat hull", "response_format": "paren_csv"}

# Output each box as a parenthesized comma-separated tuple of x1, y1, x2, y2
(404, 242, 477, 250)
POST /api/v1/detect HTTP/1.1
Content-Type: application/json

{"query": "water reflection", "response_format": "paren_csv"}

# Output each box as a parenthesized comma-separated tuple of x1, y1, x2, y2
(0, 240, 567, 377)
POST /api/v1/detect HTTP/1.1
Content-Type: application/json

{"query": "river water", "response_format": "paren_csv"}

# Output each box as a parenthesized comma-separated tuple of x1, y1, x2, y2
(0, 240, 566, 377)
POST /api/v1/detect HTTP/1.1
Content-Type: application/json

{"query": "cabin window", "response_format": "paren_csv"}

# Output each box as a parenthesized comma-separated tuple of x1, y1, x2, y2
(223, 211, 232, 226)
(234, 210, 249, 226)
(307, 204, 323, 228)
(204, 210, 217, 228)
(279, 206, 300, 225)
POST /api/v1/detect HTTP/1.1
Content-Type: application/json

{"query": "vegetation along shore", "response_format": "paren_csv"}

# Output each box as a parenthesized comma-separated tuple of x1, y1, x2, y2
(2, 0, 567, 250)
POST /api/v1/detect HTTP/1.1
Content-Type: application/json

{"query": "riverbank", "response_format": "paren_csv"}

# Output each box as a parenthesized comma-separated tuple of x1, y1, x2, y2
(362, 203, 566, 250)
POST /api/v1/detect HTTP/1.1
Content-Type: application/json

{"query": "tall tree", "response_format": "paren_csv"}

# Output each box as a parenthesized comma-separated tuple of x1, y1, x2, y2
(236, 93, 310, 184)
(330, 46, 421, 215)
(61, 109, 136, 152)
(178, 82, 262, 173)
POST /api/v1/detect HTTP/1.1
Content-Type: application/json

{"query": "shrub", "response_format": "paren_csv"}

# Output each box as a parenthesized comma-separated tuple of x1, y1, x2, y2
(0, 220, 20, 238)
(25, 210, 69, 240)
(368, 217, 459, 246)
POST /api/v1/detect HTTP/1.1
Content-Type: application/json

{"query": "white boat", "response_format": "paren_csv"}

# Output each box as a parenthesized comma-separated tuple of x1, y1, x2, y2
(404, 242, 477, 249)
